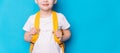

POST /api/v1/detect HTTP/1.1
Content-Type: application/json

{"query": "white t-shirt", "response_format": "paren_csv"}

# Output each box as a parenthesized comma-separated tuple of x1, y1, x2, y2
(23, 12, 70, 53)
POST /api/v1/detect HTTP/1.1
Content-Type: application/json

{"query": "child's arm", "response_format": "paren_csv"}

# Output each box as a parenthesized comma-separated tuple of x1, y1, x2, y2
(61, 29, 71, 41)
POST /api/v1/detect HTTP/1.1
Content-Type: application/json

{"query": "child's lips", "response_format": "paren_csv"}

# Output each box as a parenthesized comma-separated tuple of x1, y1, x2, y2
(42, 4, 49, 6)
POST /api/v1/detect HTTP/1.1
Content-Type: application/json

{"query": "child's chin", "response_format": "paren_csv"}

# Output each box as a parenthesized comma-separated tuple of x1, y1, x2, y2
(41, 8, 50, 11)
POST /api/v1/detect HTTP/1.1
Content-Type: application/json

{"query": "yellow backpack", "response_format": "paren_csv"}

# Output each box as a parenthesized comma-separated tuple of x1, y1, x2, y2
(29, 11, 65, 53)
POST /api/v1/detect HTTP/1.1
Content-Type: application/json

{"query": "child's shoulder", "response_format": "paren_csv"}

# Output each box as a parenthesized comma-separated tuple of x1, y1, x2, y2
(56, 12, 66, 19)
(27, 13, 37, 21)
(25, 14, 37, 24)
(30, 14, 36, 17)
(56, 12, 65, 17)
(57, 12, 66, 20)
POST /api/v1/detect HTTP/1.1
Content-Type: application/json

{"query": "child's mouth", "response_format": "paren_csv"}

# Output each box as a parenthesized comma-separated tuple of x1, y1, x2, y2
(42, 4, 49, 6)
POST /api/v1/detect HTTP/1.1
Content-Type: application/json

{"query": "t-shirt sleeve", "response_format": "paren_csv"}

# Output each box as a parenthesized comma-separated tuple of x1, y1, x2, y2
(59, 13, 70, 29)
(23, 15, 34, 32)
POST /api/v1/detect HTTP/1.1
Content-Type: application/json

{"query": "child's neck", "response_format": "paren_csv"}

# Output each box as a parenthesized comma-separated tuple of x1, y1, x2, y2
(40, 10, 52, 18)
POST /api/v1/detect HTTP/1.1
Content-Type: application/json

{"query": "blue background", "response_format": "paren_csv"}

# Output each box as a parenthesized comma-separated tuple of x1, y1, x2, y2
(0, 0, 120, 53)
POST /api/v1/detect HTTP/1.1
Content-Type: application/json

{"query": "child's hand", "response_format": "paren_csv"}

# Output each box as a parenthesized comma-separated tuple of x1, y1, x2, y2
(54, 29, 63, 41)
(24, 28, 40, 42)
(29, 28, 40, 35)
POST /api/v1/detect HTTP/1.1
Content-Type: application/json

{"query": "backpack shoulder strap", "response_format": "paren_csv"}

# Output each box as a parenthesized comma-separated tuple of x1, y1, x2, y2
(52, 11, 65, 53)
(30, 11, 40, 53)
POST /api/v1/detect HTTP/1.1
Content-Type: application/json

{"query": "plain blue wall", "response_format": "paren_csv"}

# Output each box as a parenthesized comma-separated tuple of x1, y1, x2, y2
(0, 0, 120, 53)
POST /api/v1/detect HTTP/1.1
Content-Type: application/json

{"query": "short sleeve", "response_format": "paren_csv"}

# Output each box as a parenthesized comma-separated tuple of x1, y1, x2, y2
(23, 15, 35, 32)
(58, 13, 70, 29)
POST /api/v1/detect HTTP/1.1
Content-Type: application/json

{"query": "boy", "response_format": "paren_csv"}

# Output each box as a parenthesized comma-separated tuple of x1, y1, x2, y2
(23, 0, 71, 53)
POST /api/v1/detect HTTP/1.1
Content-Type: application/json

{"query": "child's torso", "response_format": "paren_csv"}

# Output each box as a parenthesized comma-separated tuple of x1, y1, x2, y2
(32, 13, 61, 53)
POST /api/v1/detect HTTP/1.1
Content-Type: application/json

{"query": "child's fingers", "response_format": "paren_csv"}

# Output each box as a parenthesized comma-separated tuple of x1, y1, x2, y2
(53, 30, 63, 40)
(33, 28, 40, 34)
(38, 29, 40, 33)
(30, 28, 37, 35)
(55, 30, 62, 38)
